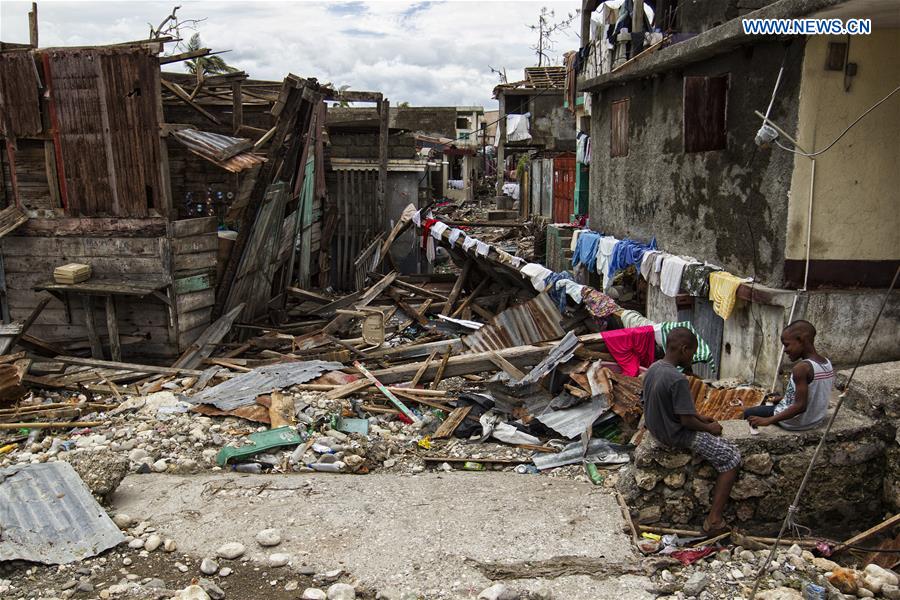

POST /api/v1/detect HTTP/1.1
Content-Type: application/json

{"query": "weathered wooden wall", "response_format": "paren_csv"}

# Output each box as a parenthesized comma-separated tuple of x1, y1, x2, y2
(0, 218, 176, 357)
(0, 139, 55, 210)
(169, 216, 217, 351)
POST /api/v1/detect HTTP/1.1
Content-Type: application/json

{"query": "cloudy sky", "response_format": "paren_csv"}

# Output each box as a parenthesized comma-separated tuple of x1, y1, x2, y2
(1, 0, 582, 108)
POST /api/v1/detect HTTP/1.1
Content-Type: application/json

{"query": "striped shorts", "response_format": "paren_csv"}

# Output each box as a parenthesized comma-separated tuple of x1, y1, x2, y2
(691, 432, 741, 473)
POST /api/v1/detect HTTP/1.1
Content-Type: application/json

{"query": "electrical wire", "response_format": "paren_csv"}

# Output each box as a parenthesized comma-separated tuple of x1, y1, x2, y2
(774, 85, 900, 157)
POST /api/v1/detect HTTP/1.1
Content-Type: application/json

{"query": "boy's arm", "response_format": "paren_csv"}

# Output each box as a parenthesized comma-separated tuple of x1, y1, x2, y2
(680, 414, 723, 436)
(756, 362, 812, 425)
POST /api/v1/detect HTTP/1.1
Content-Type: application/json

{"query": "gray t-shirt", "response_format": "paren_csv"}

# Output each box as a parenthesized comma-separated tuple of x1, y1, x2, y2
(642, 360, 697, 448)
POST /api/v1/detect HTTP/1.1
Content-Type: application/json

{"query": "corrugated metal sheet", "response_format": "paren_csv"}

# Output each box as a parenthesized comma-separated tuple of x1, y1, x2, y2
(0, 51, 42, 137)
(533, 438, 629, 470)
(535, 395, 609, 439)
(0, 462, 125, 564)
(461, 293, 565, 353)
(689, 377, 765, 421)
(47, 47, 162, 216)
(171, 129, 264, 173)
(515, 330, 579, 386)
(189, 360, 344, 410)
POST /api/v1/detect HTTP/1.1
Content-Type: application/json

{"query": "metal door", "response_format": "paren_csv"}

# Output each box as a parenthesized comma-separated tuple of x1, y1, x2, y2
(552, 153, 576, 223)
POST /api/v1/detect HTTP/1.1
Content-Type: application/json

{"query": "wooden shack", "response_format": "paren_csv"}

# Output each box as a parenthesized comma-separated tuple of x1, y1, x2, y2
(0, 39, 327, 360)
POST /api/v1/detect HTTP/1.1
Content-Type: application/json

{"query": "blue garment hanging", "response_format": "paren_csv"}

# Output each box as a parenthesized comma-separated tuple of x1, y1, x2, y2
(571, 231, 601, 270)
(608, 237, 657, 282)
(543, 271, 575, 313)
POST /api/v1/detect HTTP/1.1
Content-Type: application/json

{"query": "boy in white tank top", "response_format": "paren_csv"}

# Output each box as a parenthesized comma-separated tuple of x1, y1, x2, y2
(745, 320, 834, 431)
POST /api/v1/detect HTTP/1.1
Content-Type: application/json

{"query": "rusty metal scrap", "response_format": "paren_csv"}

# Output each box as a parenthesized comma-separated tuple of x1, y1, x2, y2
(171, 128, 266, 172)
(461, 293, 565, 353)
(689, 376, 764, 421)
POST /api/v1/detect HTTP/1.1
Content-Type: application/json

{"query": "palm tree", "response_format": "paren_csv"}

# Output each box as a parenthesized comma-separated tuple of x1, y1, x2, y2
(183, 33, 238, 76)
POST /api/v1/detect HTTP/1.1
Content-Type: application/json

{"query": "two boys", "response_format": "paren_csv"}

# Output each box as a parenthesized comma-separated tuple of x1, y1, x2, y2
(641, 320, 832, 533)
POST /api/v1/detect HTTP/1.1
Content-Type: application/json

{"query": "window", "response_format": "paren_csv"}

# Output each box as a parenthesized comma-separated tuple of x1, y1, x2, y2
(610, 99, 629, 157)
(506, 94, 530, 115)
(683, 75, 728, 153)
(456, 117, 470, 129)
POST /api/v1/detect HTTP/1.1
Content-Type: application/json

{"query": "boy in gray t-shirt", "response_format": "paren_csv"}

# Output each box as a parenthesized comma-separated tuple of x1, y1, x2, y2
(642, 327, 741, 535)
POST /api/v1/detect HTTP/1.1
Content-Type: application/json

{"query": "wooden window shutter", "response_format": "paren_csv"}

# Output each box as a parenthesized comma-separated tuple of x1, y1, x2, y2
(610, 98, 629, 157)
(684, 75, 728, 153)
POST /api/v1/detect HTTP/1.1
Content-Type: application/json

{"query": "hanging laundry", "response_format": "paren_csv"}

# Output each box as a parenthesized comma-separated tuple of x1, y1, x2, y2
(584, 135, 591, 165)
(462, 236, 478, 252)
(582, 287, 619, 320)
(620, 309, 655, 329)
(447, 228, 465, 246)
(411, 210, 424, 227)
(640, 250, 663, 285)
(556, 278, 584, 303)
(521, 263, 552, 291)
(659, 255, 689, 297)
(494, 113, 532, 145)
(572, 231, 601, 270)
(422, 218, 439, 262)
(600, 326, 656, 377)
(475, 240, 490, 257)
(544, 271, 575, 313)
(709, 271, 750, 320)
(658, 321, 716, 372)
(596, 235, 619, 291)
(430, 221, 449, 240)
(680, 263, 721, 297)
(608, 237, 657, 282)
(576, 131, 591, 164)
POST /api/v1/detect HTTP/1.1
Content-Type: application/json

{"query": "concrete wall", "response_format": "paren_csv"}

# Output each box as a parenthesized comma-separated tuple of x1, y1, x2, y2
(327, 107, 457, 139)
(678, 0, 777, 33)
(588, 40, 805, 288)
(785, 31, 900, 266)
(530, 93, 577, 151)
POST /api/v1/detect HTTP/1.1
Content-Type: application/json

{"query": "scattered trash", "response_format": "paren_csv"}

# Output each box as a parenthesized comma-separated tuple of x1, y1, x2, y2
(216, 427, 303, 466)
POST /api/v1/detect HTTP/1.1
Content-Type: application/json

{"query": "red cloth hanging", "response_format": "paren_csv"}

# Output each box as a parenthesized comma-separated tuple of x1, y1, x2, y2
(599, 326, 656, 377)
(422, 218, 438, 250)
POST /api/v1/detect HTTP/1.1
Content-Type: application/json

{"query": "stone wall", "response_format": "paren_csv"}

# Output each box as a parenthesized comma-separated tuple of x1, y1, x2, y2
(617, 407, 894, 534)
(838, 361, 900, 513)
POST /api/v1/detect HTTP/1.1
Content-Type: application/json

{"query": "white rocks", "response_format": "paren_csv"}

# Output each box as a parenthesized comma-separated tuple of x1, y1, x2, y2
(151, 459, 168, 473)
(144, 534, 162, 552)
(175, 562, 189, 573)
(478, 583, 508, 600)
(862, 563, 899, 593)
(256, 528, 282, 547)
(269, 553, 290, 567)
(811, 557, 839, 572)
(883, 583, 900, 600)
(216, 541, 246, 560)
(327, 583, 356, 600)
(858, 588, 875, 598)
(200, 558, 219, 575)
(219, 567, 233, 577)
(112, 513, 134, 529)
(172, 586, 211, 600)
(786, 544, 803, 557)
(285, 581, 299, 592)
(128, 448, 149, 462)
(127, 538, 144, 549)
(754, 587, 802, 600)
(302, 589, 328, 600)
(683, 572, 709, 596)
(164, 538, 177, 552)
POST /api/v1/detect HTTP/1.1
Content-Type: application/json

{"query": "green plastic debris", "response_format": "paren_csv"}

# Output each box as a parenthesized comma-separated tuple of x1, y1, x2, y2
(337, 417, 369, 436)
(215, 426, 302, 466)
(584, 462, 604, 485)
(462, 461, 485, 471)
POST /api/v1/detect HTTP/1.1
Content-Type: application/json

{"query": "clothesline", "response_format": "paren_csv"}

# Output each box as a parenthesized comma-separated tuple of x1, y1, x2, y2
(406, 208, 717, 372)
(570, 228, 753, 320)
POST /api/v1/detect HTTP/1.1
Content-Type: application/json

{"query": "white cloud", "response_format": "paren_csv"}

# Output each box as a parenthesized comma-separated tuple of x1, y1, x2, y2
(0, 0, 582, 107)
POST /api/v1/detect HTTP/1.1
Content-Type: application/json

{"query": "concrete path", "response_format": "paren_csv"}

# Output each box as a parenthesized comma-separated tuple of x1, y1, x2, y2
(112, 471, 656, 599)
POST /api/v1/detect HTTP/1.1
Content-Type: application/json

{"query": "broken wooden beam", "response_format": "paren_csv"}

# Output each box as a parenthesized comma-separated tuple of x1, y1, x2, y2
(369, 344, 548, 385)
(54, 356, 204, 377)
(433, 405, 472, 439)
(353, 361, 419, 423)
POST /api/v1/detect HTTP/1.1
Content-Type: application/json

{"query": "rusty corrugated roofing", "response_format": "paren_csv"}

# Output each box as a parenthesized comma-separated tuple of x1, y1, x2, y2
(171, 128, 266, 172)
(689, 377, 765, 421)
(461, 293, 565, 353)
(0, 462, 125, 564)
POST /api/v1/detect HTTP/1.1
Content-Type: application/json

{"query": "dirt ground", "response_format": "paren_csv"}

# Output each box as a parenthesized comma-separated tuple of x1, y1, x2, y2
(105, 470, 657, 599)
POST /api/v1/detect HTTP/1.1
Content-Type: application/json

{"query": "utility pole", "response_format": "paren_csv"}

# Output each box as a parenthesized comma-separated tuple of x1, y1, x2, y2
(28, 2, 38, 47)
(496, 94, 506, 198)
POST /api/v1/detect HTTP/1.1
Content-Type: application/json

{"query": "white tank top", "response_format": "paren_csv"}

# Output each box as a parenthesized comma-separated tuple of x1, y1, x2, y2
(775, 358, 834, 430)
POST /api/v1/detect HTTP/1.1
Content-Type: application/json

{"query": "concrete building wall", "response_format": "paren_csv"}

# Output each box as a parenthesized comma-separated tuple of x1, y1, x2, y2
(785, 31, 900, 280)
(588, 40, 805, 288)
(530, 93, 577, 151)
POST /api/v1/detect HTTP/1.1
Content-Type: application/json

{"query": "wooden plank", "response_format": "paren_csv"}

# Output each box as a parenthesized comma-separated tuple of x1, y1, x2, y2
(353, 360, 418, 423)
(286, 287, 332, 304)
(161, 78, 222, 125)
(386, 288, 429, 327)
(325, 378, 371, 400)
(835, 514, 900, 554)
(387, 278, 449, 301)
(80, 295, 104, 359)
(441, 260, 472, 317)
(105, 295, 121, 362)
(174, 251, 217, 272)
(177, 307, 213, 333)
(433, 405, 472, 439)
(430, 350, 452, 390)
(410, 350, 438, 388)
(489, 351, 526, 381)
(174, 273, 213, 295)
(14, 218, 167, 238)
(54, 356, 204, 376)
(232, 80, 244, 135)
(172, 303, 244, 369)
(322, 271, 397, 334)
(172, 216, 218, 238)
(173, 233, 217, 255)
(176, 289, 215, 314)
(371, 344, 548, 385)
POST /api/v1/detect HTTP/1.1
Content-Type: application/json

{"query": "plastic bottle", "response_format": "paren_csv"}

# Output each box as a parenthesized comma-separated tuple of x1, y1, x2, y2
(803, 583, 827, 600)
(309, 461, 345, 473)
(514, 464, 539, 474)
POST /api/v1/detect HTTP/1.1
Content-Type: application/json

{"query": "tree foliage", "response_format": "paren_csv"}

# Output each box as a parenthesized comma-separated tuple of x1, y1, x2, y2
(183, 33, 238, 76)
